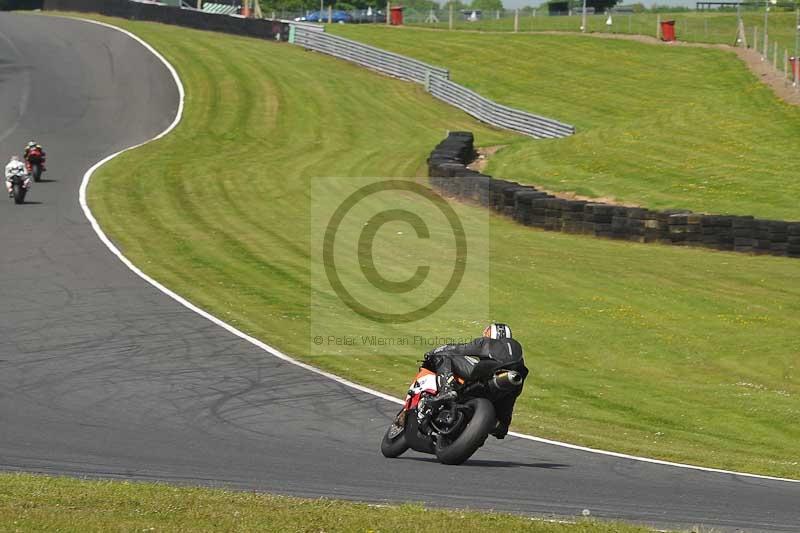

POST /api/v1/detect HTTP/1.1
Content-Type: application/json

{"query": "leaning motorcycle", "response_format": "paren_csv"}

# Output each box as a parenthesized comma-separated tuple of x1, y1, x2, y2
(26, 148, 44, 183)
(8, 171, 31, 205)
(381, 364, 524, 465)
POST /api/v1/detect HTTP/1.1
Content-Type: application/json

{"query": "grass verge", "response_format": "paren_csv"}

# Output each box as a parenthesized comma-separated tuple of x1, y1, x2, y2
(0, 473, 657, 532)
(405, 10, 800, 50)
(60, 14, 800, 478)
(331, 25, 800, 221)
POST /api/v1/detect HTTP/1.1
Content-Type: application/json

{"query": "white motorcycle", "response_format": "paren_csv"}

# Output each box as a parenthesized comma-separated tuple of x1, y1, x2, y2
(7, 168, 31, 205)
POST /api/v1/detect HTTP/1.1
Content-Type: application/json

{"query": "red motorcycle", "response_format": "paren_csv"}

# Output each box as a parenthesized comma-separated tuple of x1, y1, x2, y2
(381, 364, 523, 465)
(25, 147, 45, 183)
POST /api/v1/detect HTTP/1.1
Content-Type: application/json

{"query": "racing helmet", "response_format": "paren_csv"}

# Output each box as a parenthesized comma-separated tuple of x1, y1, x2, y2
(483, 323, 512, 340)
(27, 141, 37, 148)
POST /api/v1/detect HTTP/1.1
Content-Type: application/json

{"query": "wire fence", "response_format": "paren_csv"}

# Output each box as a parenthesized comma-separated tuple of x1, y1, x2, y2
(285, 8, 800, 92)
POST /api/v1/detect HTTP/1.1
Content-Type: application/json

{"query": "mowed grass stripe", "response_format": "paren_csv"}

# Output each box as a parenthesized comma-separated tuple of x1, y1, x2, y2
(0, 473, 656, 532)
(74, 15, 800, 478)
(331, 26, 800, 220)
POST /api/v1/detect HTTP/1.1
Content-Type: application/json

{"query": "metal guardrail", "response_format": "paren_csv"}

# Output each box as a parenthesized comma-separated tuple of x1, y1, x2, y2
(292, 26, 574, 139)
(427, 76, 574, 139)
(293, 28, 448, 84)
(282, 20, 325, 32)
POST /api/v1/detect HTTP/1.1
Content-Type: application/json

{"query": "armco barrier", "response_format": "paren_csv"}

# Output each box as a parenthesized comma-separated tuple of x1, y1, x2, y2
(427, 76, 573, 139)
(293, 27, 448, 84)
(428, 132, 800, 259)
(44, 0, 289, 41)
(292, 26, 574, 140)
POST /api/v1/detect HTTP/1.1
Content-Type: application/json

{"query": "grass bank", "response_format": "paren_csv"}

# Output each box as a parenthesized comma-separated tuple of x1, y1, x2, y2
(0, 473, 656, 532)
(404, 9, 800, 50)
(331, 25, 800, 221)
(69, 15, 800, 478)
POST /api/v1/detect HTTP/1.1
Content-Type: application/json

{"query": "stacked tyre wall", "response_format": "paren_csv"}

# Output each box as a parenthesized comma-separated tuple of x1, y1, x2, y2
(428, 132, 800, 259)
(43, 0, 289, 41)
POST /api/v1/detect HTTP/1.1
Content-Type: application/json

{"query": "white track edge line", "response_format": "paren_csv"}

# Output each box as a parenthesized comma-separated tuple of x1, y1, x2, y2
(70, 15, 799, 486)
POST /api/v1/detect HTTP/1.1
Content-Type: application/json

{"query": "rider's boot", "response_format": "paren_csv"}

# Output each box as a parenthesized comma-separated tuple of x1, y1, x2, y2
(433, 372, 457, 403)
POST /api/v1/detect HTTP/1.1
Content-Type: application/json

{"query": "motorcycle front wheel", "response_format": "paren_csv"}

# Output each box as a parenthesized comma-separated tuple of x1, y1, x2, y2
(434, 398, 496, 465)
(13, 184, 25, 205)
(380, 410, 410, 458)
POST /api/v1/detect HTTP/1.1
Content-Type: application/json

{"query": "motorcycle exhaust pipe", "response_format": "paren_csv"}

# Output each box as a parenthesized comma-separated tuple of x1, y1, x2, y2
(489, 370, 523, 392)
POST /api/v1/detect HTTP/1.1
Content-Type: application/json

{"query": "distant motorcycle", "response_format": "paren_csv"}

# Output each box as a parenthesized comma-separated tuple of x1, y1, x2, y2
(25, 147, 44, 183)
(8, 170, 31, 205)
(381, 364, 524, 465)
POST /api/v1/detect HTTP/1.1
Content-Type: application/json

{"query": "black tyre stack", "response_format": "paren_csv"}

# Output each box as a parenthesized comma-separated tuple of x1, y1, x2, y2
(427, 132, 800, 260)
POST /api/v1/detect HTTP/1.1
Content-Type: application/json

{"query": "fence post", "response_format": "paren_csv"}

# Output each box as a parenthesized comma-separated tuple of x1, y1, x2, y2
(424, 69, 431, 92)
(657, 14, 661, 40)
(774, 41, 779, 69)
(328, 5, 332, 23)
(796, 8, 800, 61)
(196, 0, 202, 9)
(754, 26, 759, 54)
(763, 27, 768, 60)
(736, 19, 747, 48)
(784, 48, 789, 82)
(514, 8, 519, 33)
(449, 4, 453, 30)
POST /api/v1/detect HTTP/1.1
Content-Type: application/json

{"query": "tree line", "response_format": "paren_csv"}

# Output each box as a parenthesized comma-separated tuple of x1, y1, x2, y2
(259, 0, 507, 14)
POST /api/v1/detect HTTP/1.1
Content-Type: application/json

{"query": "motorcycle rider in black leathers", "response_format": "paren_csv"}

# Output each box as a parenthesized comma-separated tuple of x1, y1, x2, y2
(423, 323, 528, 440)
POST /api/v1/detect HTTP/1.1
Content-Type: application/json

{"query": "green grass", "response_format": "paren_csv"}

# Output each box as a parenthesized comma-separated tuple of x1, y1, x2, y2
(60, 14, 800, 479)
(0, 473, 657, 532)
(330, 25, 800, 221)
(403, 9, 800, 50)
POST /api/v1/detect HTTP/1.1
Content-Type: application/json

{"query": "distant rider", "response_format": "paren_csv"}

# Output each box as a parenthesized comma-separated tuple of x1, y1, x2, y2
(423, 323, 528, 440)
(23, 141, 46, 173)
(5, 156, 28, 197)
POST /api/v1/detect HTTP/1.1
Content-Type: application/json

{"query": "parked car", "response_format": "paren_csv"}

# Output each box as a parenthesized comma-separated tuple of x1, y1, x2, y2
(295, 10, 353, 23)
(351, 9, 386, 23)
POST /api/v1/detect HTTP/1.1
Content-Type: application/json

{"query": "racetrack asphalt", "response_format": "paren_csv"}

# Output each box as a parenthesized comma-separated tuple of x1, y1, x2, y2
(0, 13, 798, 532)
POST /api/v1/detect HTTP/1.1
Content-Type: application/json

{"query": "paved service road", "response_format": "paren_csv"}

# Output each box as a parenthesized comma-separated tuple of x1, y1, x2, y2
(0, 13, 798, 532)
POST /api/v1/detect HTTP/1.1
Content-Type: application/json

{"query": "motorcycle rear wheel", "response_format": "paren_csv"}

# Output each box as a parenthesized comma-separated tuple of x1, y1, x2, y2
(13, 184, 25, 205)
(380, 411, 410, 458)
(434, 398, 495, 465)
(31, 164, 41, 183)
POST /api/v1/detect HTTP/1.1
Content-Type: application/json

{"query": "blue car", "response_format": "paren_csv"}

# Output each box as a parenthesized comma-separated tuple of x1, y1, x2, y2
(296, 10, 353, 23)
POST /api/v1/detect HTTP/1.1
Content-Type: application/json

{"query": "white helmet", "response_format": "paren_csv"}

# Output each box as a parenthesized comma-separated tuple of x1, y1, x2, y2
(483, 323, 512, 340)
